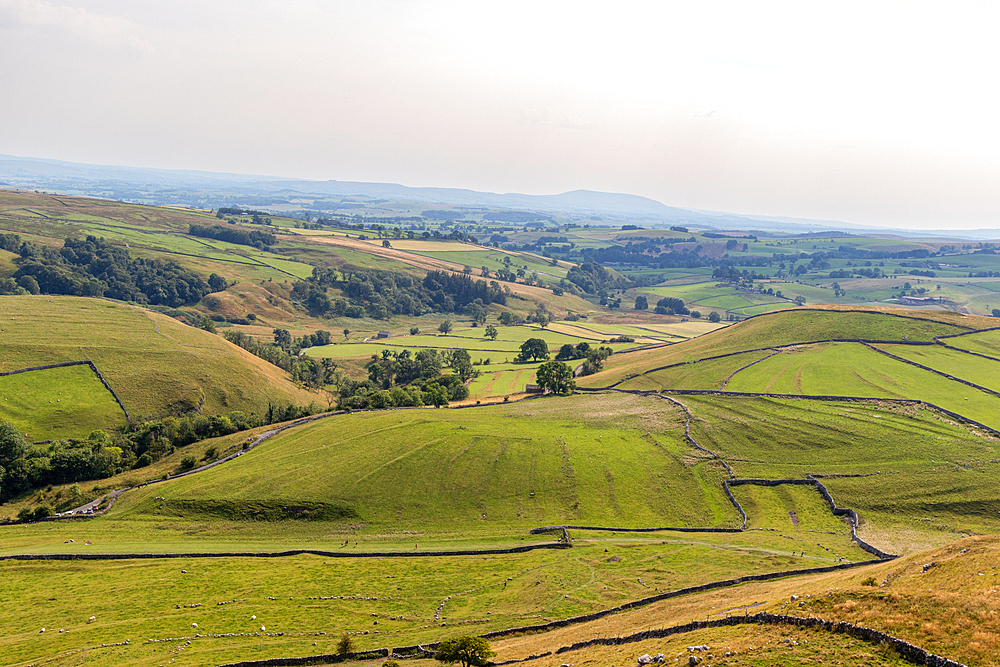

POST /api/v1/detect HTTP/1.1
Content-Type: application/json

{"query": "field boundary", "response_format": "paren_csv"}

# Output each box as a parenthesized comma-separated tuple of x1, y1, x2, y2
(740, 307, 976, 331)
(0, 541, 570, 562)
(0, 359, 131, 422)
(863, 342, 1000, 398)
(531, 389, 897, 560)
(583, 338, 939, 390)
(508, 612, 967, 667)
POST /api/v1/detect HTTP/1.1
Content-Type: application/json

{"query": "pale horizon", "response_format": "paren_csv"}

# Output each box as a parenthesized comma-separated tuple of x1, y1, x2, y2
(3, 1, 999, 230)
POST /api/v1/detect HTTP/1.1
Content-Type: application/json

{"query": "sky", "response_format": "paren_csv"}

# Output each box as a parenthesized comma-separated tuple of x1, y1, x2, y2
(2, 0, 999, 229)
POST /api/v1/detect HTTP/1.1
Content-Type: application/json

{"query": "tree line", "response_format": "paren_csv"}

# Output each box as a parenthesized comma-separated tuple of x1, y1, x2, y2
(336, 348, 470, 409)
(0, 403, 318, 510)
(189, 223, 277, 249)
(293, 268, 508, 320)
(12, 236, 223, 307)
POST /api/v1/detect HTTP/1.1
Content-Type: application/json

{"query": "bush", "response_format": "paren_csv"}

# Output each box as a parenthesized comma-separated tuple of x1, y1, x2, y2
(691, 311, 702, 318)
(337, 634, 356, 656)
(33, 505, 53, 520)
(179, 455, 197, 471)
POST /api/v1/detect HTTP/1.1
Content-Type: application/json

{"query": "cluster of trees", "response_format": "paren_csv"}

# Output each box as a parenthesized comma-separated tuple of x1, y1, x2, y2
(336, 348, 469, 409)
(222, 329, 341, 388)
(0, 404, 317, 506)
(189, 224, 277, 249)
(554, 342, 613, 376)
(13, 236, 221, 307)
(295, 268, 508, 320)
(654, 296, 689, 315)
(566, 261, 631, 294)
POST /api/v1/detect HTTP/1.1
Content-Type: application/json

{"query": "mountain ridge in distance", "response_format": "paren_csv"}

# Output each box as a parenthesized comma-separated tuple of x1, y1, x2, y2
(2, 153, 998, 239)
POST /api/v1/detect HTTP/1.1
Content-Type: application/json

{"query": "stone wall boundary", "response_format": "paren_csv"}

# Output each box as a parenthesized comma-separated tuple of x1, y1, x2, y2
(0, 542, 571, 563)
(536, 612, 966, 666)
(719, 349, 779, 390)
(740, 307, 976, 331)
(863, 342, 1000, 399)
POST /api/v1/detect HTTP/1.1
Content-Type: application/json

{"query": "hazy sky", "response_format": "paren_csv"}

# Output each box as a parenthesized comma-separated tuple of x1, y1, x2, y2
(2, 0, 998, 229)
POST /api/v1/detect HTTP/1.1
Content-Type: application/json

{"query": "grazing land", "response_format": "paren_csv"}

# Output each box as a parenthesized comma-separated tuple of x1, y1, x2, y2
(0, 295, 321, 420)
(2, 189, 1000, 666)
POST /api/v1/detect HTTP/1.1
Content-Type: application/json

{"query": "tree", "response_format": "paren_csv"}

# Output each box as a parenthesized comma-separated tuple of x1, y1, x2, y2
(438, 319, 453, 335)
(634, 295, 648, 310)
(484, 325, 498, 340)
(273, 328, 292, 349)
(336, 634, 356, 656)
(343, 328, 350, 340)
(517, 338, 549, 362)
(410, 326, 420, 335)
(382, 239, 392, 248)
(208, 273, 228, 291)
(535, 361, 575, 394)
(993, 309, 1000, 318)
(435, 636, 496, 667)
(449, 349, 476, 382)
(708, 311, 721, 323)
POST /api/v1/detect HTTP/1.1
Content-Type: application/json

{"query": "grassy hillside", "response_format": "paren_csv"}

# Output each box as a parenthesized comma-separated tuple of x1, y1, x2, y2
(0, 364, 126, 441)
(115, 393, 733, 534)
(580, 307, 976, 388)
(0, 295, 322, 421)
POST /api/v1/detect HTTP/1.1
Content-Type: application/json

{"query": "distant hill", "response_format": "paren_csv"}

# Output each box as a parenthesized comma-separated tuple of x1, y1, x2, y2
(0, 153, 941, 235)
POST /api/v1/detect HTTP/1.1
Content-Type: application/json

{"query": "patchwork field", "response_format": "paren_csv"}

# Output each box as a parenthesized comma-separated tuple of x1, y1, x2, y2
(0, 295, 322, 421)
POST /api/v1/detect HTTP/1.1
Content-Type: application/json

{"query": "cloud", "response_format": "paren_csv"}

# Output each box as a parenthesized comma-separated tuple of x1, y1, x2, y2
(0, 0, 152, 52)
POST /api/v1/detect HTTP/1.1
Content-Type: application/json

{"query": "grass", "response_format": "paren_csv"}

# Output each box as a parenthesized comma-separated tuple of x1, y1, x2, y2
(0, 295, 322, 422)
(723, 342, 1000, 430)
(581, 307, 972, 389)
(486, 535, 1000, 667)
(110, 393, 732, 536)
(680, 395, 1000, 550)
(616, 350, 776, 392)
(0, 364, 127, 441)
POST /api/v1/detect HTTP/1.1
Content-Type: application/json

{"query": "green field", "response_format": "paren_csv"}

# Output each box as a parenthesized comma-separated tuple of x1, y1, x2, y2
(721, 342, 1000, 430)
(682, 395, 1000, 551)
(0, 365, 127, 441)
(581, 308, 970, 388)
(3, 188, 1000, 666)
(0, 295, 321, 421)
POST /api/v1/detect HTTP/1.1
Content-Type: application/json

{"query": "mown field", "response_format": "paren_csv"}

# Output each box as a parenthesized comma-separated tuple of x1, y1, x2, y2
(0, 295, 321, 421)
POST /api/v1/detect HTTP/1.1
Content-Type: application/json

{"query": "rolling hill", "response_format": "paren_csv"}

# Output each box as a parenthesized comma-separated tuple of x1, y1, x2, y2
(0, 295, 323, 424)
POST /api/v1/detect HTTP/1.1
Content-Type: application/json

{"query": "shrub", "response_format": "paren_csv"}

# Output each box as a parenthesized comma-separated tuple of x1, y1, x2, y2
(337, 634, 356, 656)
(33, 505, 53, 520)
(179, 455, 197, 471)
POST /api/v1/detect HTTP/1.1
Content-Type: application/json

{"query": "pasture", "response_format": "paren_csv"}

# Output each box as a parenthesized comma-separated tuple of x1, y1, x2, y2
(0, 364, 127, 441)
(0, 295, 321, 421)
(579, 307, 971, 389)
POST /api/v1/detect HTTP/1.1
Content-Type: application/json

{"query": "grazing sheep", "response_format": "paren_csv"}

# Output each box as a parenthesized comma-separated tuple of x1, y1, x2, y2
(88, 616, 96, 624)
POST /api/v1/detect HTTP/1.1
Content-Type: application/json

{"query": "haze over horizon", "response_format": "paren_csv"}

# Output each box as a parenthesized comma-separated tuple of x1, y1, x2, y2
(3, 1, 999, 231)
